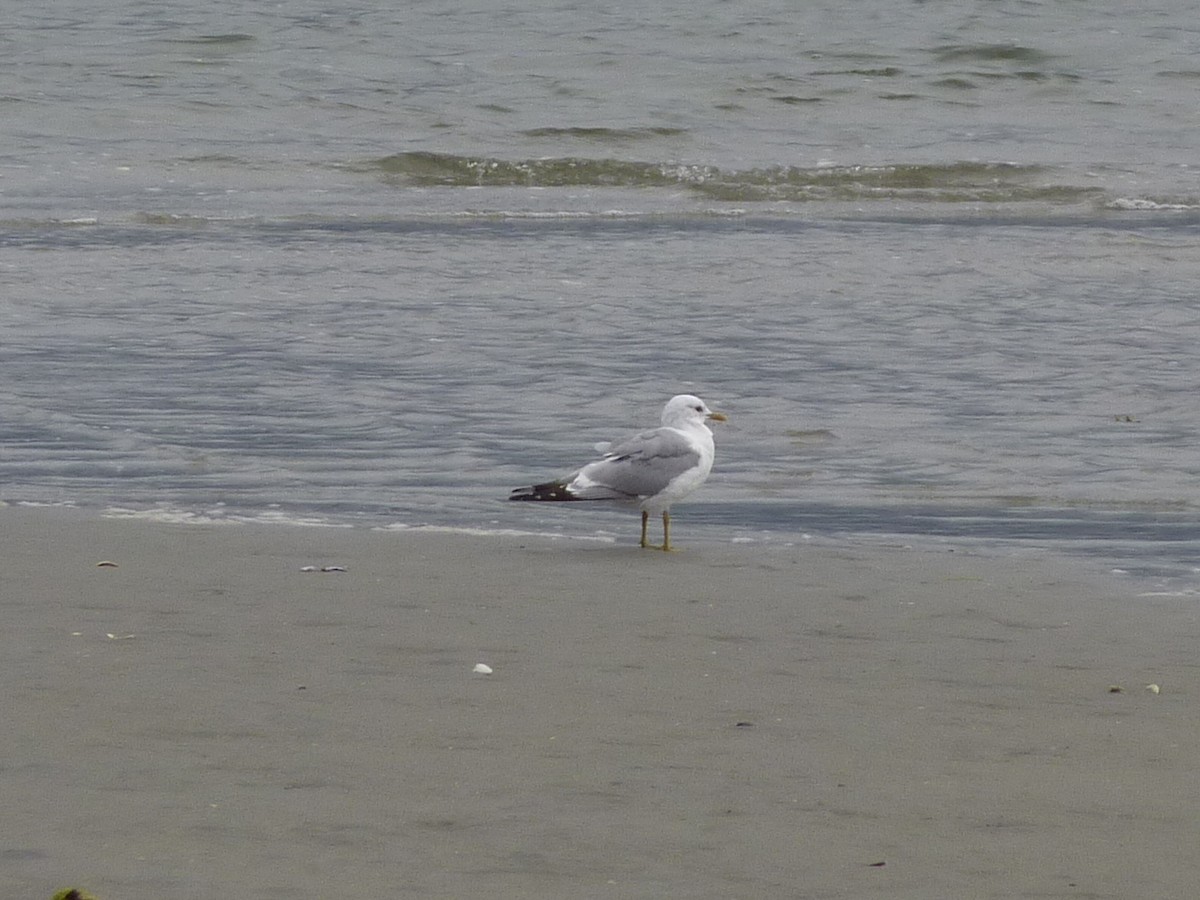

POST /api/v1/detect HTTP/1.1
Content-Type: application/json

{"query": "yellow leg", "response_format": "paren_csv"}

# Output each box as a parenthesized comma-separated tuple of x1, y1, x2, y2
(661, 511, 672, 552)
(640, 510, 649, 548)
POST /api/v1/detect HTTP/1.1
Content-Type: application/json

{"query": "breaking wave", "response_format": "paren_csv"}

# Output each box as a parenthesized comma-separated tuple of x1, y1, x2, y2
(360, 152, 1105, 205)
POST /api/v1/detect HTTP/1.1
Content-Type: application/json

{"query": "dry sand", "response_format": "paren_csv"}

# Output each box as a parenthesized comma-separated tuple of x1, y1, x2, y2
(3, 507, 1198, 900)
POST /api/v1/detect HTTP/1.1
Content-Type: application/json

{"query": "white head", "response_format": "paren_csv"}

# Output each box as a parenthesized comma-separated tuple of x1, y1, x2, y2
(661, 394, 728, 429)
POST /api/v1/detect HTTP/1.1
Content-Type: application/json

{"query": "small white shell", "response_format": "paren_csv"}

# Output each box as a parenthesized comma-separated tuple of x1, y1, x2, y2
(1146, 683, 1161, 694)
(473, 663, 493, 675)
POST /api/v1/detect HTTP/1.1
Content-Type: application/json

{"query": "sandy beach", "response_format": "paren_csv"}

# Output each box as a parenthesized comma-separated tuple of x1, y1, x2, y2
(3, 507, 1197, 900)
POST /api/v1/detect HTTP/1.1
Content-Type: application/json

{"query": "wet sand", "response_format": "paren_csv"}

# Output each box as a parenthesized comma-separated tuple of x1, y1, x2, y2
(3, 507, 1198, 900)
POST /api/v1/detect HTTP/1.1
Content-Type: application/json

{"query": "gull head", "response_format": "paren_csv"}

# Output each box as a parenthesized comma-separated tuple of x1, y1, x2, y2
(662, 394, 728, 429)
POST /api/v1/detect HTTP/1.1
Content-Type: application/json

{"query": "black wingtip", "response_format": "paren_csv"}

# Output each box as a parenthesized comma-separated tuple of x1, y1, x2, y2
(509, 481, 578, 502)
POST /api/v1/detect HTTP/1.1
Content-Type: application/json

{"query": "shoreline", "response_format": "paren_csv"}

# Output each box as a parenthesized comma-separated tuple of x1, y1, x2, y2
(13, 495, 1199, 591)
(4, 507, 1197, 899)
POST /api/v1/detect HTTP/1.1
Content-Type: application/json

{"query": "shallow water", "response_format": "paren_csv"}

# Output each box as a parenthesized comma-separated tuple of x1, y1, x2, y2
(3, 0, 1200, 587)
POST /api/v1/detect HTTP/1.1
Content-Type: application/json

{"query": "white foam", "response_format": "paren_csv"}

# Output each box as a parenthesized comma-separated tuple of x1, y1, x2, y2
(375, 523, 617, 542)
(101, 506, 351, 528)
(1108, 197, 1199, 211)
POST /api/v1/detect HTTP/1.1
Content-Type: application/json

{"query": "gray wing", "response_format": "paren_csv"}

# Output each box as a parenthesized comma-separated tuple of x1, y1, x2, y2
(570, 426, 700, 499)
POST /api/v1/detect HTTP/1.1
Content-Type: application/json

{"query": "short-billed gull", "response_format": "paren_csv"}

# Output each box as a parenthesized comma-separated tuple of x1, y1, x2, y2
(509, 394, 727, 550)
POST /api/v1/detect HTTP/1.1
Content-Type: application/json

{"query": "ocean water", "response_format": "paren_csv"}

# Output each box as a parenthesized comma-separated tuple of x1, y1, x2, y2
(3, 0, 1200, 586)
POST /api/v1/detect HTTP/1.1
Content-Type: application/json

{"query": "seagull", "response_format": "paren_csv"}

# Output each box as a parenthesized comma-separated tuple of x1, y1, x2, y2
(509, 394, 727, 550)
